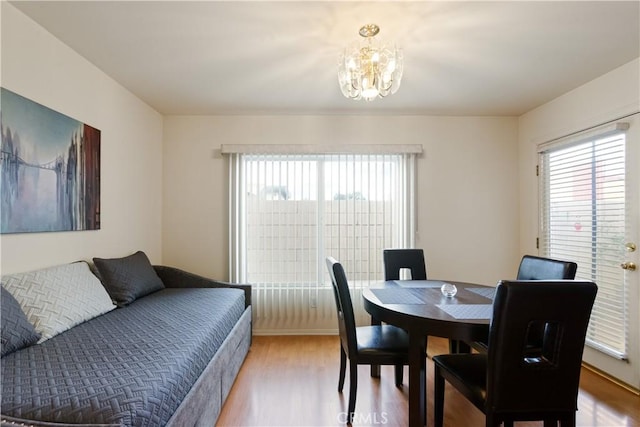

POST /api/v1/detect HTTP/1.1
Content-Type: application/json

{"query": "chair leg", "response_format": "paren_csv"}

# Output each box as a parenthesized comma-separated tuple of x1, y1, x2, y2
(347, 361, 358, 424)
(485, 412, 503, 427)
(559, 413, 576, 427)
(434, 364, 445, 427)
(370, 317, 381, 378)
(338, 347, 346, 392)
(449, 339, 471, 353)
(394, 363, 403, 386)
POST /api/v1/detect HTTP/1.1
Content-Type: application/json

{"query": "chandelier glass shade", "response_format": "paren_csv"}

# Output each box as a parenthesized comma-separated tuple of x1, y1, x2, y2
(338, 24, 403, 102)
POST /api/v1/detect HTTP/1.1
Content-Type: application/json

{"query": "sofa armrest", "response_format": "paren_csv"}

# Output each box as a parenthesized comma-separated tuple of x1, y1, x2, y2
(153, 265, 251, 308)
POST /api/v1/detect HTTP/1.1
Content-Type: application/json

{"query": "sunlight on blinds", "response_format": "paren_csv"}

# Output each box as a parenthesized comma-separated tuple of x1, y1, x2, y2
(539, 132, 627, 359)
(228, 150, 417, 326)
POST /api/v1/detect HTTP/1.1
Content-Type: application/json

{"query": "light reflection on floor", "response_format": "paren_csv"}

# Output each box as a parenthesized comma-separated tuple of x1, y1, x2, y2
(577, 388, 634, 427)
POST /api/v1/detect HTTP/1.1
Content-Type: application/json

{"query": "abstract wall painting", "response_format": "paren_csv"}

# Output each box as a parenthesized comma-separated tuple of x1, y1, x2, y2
(1, 88, 100, 234)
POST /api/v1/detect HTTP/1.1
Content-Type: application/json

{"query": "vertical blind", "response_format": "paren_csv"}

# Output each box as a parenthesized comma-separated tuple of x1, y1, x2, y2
(539, 123, 629, 359)
(224, 144, 419, 324)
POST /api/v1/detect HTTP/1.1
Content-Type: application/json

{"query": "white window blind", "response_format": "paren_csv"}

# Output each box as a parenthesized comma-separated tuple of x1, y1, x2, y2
(539, 124, 628, 359)
(227, 148, 418, 291)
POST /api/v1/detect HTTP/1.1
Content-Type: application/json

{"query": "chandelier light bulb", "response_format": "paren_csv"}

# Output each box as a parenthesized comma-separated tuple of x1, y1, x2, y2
(338, 24, 403, 101)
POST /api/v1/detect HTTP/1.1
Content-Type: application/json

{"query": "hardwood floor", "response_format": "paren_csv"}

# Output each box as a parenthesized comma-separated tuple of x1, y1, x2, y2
(217, 335, 640, 427)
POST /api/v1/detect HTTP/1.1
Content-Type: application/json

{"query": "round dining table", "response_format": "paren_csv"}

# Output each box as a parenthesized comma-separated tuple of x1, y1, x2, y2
(362, 279, 494, 427)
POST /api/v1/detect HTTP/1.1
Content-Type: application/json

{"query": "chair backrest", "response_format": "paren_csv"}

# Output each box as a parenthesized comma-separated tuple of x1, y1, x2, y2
(383, 249, 427, 281)
(326, 257, 358, 358)
(486, 280, 597, 415)
(516, 255, 577, 280)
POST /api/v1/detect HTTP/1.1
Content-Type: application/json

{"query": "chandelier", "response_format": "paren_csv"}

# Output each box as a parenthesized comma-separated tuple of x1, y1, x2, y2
(338, 24, 403, 101)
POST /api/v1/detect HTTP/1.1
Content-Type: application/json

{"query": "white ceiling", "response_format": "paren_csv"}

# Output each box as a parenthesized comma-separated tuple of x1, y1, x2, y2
(11, 1, 640, 116)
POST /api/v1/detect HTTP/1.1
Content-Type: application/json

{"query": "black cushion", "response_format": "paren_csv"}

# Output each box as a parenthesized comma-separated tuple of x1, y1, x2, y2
(356, 325, 409, 357)
(1, 286, 41, 356)
(433, 353, 487, 407)
(93, 251, 164, 306)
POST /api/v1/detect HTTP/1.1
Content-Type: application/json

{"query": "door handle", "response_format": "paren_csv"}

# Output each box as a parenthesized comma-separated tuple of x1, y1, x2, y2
(620, 262, 637, 271)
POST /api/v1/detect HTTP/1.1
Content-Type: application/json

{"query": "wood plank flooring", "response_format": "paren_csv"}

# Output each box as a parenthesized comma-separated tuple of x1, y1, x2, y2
(216, 335, 640, 427)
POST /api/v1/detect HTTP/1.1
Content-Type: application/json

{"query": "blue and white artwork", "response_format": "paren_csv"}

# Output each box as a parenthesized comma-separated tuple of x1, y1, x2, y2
(0, 88, 100, 233)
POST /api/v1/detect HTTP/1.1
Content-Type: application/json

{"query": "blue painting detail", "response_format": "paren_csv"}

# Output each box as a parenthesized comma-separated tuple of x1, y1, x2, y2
(0, 88, 100, 233)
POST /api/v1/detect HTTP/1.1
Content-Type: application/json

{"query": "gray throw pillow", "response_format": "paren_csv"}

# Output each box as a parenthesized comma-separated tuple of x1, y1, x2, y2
(93, 251, 164, 306)
(1, 286, 41, 356)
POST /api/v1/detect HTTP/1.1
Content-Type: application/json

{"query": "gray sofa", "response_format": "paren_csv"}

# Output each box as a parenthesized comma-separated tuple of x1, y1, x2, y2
(1, 252, 251, 427)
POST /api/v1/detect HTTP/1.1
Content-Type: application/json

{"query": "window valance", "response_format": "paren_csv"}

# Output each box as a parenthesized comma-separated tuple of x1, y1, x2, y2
(220, 144, 423, 155)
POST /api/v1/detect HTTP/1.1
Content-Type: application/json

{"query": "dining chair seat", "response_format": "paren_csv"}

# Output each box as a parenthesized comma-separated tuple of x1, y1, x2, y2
(356, 325, 409, 359)
(433, 353, 488, 408)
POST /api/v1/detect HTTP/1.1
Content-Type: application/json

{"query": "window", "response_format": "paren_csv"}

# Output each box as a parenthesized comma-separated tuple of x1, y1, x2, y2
(225, 145, 419, 292)
(539, 123, 628, 359)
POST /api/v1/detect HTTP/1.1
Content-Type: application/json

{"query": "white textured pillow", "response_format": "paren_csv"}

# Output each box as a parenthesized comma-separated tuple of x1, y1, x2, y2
(1, 262, 116, 343)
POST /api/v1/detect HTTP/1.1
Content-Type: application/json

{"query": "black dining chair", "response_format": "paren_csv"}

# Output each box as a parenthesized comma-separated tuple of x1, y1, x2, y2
(517, 254, 578, 281)
(433, 280, 597, 427)
(470, 254, 579, 354)
(326, 257, 409, 424)
(383, 248, 427, 281)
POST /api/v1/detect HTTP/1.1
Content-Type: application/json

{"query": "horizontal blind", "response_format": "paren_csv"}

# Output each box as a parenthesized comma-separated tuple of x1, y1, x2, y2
(539, 130, 627, 359)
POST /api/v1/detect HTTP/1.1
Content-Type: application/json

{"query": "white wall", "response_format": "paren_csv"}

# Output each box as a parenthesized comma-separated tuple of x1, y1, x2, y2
(163, 115, 520, 286)
(0, 4, 164, 274)
(163, 115, 519, 332)
(518, 58, 640, 255)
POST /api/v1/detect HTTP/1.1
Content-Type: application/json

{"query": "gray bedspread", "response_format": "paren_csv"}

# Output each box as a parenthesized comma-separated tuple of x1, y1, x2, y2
(1, 287, 245, 427)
